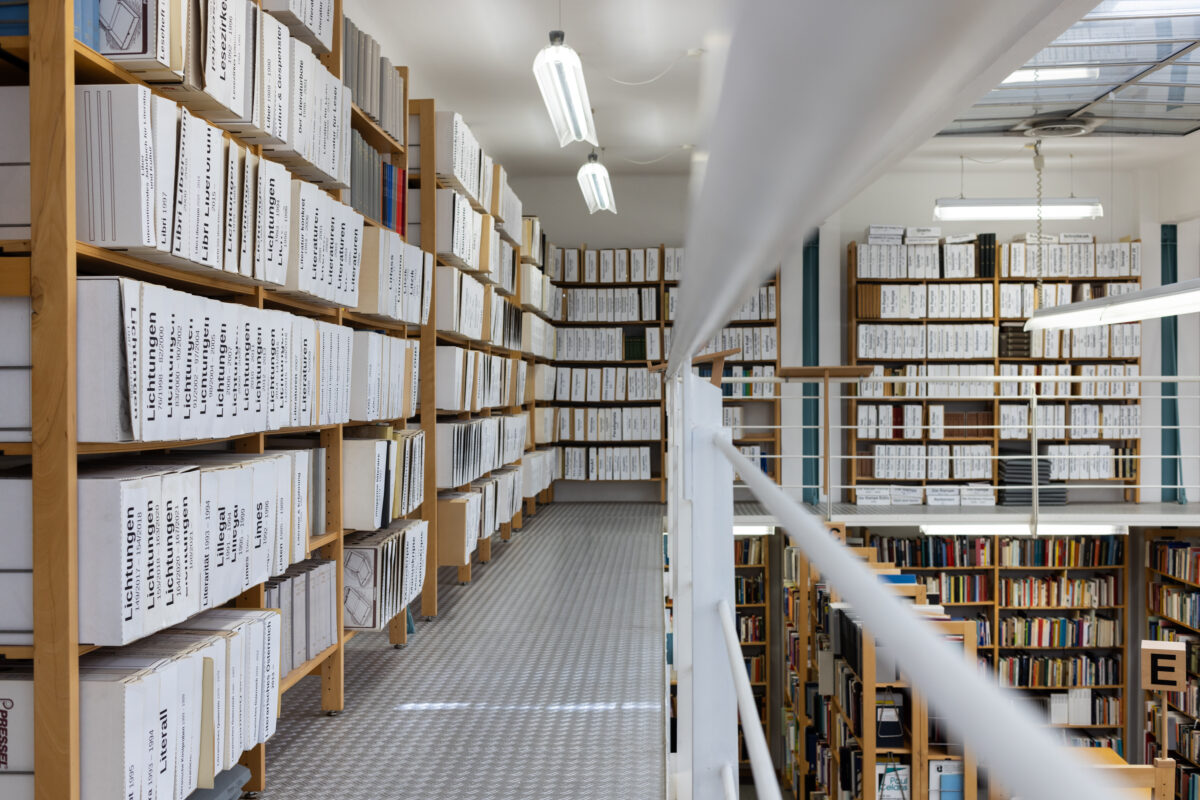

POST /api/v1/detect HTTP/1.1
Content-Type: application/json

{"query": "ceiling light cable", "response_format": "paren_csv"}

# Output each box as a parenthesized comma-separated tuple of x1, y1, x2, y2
(616, 144, 694, 165)
(606, 49, 704, 86)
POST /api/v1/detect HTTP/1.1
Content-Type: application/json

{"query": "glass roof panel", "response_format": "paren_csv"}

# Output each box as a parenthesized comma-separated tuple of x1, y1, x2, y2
(1052, 16, 1200, 45)
(1085, 1, 1200, 19)
(978, 85, 1117, 104)
(1082, 100, 1200, 118)
(937, 120, 1024, 135)
(1027, 42, 1189, 65)
(1000, 64, 1147, 85)
(953, 104, 1083, 121)
(1136, 61, 1200, 82)
(1114, 82, 1200, 101)
(1167, 47, 1200, 62)
(1091, 117, 1200, 133)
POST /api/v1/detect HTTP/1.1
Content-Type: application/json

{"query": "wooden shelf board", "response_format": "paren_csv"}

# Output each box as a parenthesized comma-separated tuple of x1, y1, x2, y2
(996, 644, 1123, 650)
(1000, 564, 1125, 571)
(0, 644, 97, 660)
(77, 424, 339, 454)
(280, 639, 341, 694)
(350, 103, 405, 156)
(1148, 567, 1200, 590)
(308, 530, 341, 551)
(997, 605, 1123, 611)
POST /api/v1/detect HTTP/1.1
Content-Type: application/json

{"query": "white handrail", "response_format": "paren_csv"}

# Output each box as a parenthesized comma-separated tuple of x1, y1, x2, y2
(716, 598, 782, 800)
(711, 432, 1126, 800)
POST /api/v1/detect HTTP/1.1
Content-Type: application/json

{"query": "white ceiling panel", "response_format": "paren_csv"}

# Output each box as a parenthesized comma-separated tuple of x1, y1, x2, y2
(343, 0, 731, 176)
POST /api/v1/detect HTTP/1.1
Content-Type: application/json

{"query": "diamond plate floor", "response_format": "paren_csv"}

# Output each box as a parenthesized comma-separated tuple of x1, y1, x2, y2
(261, 502, 667, 800)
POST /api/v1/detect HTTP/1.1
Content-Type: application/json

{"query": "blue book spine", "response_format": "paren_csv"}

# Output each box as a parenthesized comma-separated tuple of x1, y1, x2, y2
(0, 22, 28, 34)
(0, 4, 27, 22)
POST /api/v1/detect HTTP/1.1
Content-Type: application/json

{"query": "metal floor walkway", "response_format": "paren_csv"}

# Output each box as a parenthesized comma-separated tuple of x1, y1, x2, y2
(262, 502, 667, 800)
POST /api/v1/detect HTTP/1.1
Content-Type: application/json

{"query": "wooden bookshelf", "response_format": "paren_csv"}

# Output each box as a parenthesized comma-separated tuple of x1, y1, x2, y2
(548, 245, 670, 501)
(407, 101, 554, 587)
(802, 539, 980, 800)
(1144, 527, 1200, 798)
(846, 241, 1143, 506)
(867, 530, 1129, 773)
(6, 5, 553, 798)
(735, 534, 772, 772)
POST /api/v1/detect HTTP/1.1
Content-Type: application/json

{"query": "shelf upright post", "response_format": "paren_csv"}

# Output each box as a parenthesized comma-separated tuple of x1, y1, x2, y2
(413, 98, 439, 617)
(29, 3, 80, 799)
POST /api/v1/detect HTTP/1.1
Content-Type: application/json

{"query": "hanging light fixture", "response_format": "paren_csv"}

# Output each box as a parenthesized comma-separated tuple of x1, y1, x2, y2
(532, 30, 599, 147)
(577, 150, 616, 214)
(932, 196, 1103, 221)
(932, 146, 1102, 222)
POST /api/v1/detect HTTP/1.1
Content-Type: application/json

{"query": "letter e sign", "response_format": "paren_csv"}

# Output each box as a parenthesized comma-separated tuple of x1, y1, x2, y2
(1141, 640, 1187, 692)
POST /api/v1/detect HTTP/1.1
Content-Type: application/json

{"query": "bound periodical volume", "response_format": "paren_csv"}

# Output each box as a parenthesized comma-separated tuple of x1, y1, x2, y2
(521, 448, 561, 498)
(551, 365, 663, 402)
(77, 277, 353, 443)
(492, 165, 523, 243)
(0, 608, 283, 800)
(436, 266, 486, 340)
(436, 490, 482, 566)
(472, 470, 522, 532)
(556, 327, 627, 361)
(856, 283, 993, 320)
(856, 323, 996, 360)
(356, 227, 433, 324)
(436, 188, 485, 270)
(0, 451, 315, 647)
(435, 415, 528, 489)
(565, 287, 660, 322)
(664, 247, 685, 281)
(349, 332, 420, 422)
(342, 430, 427, 531)
(343, 519, 428, 630)
(522, 312, 557, 360)
(552, 405, 663, 442)
(690, 326, 778, 361)
(434, 346, 527, 412)
(521, 217, 543, 265)
(1000, 238, 1141, 278)
(435, 112, 487, 208)
(266, 558, 339, 674)
(71, 85, 362, 304)
(561, 446, 652, 481)
(342, 16, 406, 143)
(350, 130, 405, 228)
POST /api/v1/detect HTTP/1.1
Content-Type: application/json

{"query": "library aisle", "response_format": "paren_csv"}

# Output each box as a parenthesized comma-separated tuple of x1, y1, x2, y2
(263, 503, 666, 799)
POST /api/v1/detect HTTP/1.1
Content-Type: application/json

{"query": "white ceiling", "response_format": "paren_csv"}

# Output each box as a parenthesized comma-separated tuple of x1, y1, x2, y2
(343, 0, 732, 178)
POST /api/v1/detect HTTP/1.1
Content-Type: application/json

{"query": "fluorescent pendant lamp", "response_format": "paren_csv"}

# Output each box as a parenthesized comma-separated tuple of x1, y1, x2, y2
(577, 152, 617, 214)
(920, 523, 1128, 537)
(532, 30, 599, 147)
(733, 525, 776, 537)
(932, 196, 1103, 221)
(1025, 277, 1200, 330)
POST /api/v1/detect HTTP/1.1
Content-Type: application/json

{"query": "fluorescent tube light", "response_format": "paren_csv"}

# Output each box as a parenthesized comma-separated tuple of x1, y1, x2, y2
(1025, 277, 1200, 330)
(1002, 67, 1099, 83)
(577, 152, 617, 214)
(933, 196, 1103, 221)
(920, 523, 1127, 537)
(733, 525, 775, 537)
(532, 31, 599, 147)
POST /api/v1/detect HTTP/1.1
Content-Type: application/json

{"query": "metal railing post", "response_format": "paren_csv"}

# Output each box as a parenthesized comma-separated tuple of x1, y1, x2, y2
(1031, 391, 1039, 534)
(673, 371, 737, 800)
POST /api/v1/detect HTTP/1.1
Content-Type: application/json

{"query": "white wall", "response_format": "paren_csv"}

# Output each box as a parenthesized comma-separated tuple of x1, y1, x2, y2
(511, 174, 690, 248)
